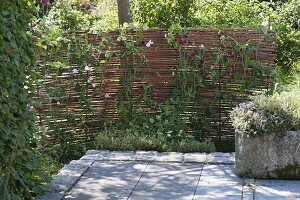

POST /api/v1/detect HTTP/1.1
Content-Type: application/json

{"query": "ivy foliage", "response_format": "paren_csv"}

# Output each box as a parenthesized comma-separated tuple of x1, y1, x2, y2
(0, 1, 46, 199)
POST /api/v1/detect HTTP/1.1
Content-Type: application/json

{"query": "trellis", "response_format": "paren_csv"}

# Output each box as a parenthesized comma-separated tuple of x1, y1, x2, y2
(36, 28, 276, 151)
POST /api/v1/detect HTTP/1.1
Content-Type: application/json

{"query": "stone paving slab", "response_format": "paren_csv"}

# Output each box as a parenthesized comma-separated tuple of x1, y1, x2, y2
(80, 150, 232, 164)
(37, 150, 300, 200)
(207, 152, 235, 164)
(183, 153, 207, 163)
(194, 165, 243, 199)
(129, 162, 202, 200)
(254, 180, 300, 199)
(129, 190, 194, 200)
(64, 161, 148, 200)
(37, 159, 94, 200)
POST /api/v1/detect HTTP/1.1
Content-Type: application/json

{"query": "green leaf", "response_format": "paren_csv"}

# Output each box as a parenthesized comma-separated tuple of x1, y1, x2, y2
(52, 61, 62, 69)
(149, 118, 154, 123)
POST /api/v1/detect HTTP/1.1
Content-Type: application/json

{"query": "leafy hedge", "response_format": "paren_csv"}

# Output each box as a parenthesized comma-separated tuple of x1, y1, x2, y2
(0, 1, 46, 199)
(230, 76, 300, 136)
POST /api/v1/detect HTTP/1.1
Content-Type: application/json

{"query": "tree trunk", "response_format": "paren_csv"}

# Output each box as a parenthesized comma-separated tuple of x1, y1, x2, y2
(117, 0, 132, 26)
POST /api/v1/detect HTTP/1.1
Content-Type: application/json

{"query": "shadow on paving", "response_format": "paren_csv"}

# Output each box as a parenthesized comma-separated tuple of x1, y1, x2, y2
(62, 161, 300, 200)
(64, 161, 203, 200)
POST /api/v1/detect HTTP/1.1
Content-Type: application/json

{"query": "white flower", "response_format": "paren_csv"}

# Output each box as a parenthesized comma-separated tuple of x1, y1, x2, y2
(87, 76, 93, 83)
(261, 21, 268, 27)
(164, 34, 167, 38)
(146, 40, 154, 47)
(57, 102, 61, 106)
(24, 85, 29, 90)
(72, 68, 78, 74)
(269, 26, 273, 31)
(84, 65, 94, 72)
(92, 83, 96, 88)
(104, 93, 110, 98)
(45, 20, 52, 27)
(117, 37, 121, 41)
(200, 44, 205, 48)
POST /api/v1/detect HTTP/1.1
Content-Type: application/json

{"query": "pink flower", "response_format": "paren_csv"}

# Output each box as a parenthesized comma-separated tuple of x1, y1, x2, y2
(38, 88, 50, 99)
(40, 0, 47, 5)
(35, 19, 41, 26)
(146, 40, 154, 47)
(104, 93, 110, 98)
(227, 49, 234, 59)
(188, 51, 196, 61)
(228, 67, 234, 75)
(176, 38, 184, 46)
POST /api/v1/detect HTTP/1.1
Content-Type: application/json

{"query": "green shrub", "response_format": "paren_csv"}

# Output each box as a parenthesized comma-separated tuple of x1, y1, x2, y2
(274, 0, 300, 75)
(94, 129, 216, 153)
(230, 75, 300, 136)
(131, 0, 199, 28)
(43, 1, 90, 30)
(0, 1, 48, 199)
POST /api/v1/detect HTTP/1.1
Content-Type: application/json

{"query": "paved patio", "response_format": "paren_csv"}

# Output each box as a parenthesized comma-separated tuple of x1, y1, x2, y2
(38, 151, 300, 200)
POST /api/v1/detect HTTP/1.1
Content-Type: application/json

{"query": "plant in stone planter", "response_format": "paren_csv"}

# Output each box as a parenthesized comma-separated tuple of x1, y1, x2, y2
(230, 77, 300, 179)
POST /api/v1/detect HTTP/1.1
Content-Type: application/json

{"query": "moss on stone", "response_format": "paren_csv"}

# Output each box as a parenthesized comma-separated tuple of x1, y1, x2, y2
(274, 162, 300, 180)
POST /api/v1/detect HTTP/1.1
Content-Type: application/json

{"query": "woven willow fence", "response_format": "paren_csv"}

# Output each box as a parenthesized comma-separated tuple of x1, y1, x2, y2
(36, 28, 276, 151)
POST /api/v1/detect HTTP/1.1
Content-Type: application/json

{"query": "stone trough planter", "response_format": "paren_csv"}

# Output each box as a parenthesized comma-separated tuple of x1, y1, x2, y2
(235, 130, 300, 179)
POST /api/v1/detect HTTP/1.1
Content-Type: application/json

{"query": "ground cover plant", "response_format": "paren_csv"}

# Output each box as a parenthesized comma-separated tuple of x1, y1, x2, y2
(95, 130, 216, 153)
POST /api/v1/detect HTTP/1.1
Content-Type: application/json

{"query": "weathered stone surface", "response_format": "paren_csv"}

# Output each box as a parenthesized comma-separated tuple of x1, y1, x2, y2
(254, 180, 300, 199)
(194, 165, 243, 200)
(81, 150, 111, 161)
(129, 162, 201, 200)
(36, 191, 65, 200)
(38, 151, 300, 200)
(133, 150, 158, 161)
(183, 153, 207, 163)
(37, 160, 93, 199)
(104, 151, 136, 160)
(64, 161, 147, 200)
(207, 152, 235, 164)
(235, 131, 300, 179)
(154, 152, 183, 162)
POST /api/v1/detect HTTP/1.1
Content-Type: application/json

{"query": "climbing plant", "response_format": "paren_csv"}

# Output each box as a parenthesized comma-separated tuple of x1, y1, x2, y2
(34, 22, 276, 155)
(0, 0, 48, 199)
